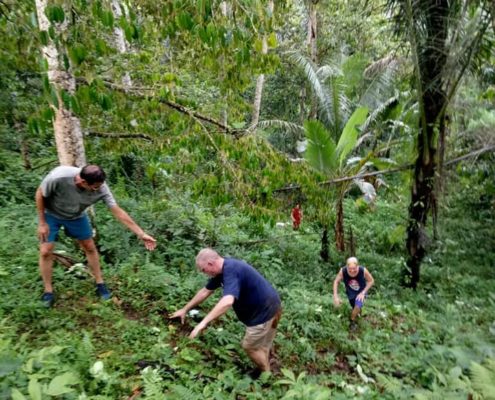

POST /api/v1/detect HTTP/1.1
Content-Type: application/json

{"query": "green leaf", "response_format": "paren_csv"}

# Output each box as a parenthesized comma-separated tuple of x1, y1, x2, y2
(11, 388, 27, 400)
(267, 32, 277, 48)
(280, 368, 296, 382)
(95, 38, 108, 56)
(100, 10, 114, 28)
(0, 357, 22, 377)
(100, 94, 113, 110)
(176, 12, 194, 30)
(304, 119, 337, 173)
(45, 372, 79, 396)
(28, 379, 42, 400)
(39, 31, 49, 46)
(336, 106, 368, 166)
(45, 5, 65, 23)
(68, 44, 87, 66)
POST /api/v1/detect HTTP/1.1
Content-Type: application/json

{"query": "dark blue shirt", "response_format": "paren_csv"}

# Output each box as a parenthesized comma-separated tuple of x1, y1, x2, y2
(342, 266, 366, 300)
(206, 258, 281, 327)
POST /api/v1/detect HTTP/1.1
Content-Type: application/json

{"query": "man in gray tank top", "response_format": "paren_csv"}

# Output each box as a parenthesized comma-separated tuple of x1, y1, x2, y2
(35, 165, 156, 307)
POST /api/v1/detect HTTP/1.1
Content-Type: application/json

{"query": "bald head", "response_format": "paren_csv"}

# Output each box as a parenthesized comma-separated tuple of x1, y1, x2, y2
(196, 248, 223, 276)
(80, 165, 106, 184)
(196, 248, 220, 265)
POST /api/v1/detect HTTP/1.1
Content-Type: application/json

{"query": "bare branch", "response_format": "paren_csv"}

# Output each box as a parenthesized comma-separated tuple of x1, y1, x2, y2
(86, 131, 153, 141)
(274, 145, 495, 193)
(86, 79, 240, 136)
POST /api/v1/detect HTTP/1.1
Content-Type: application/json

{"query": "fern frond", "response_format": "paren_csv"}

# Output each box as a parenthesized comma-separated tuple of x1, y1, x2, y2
(470, 359, 495, 400)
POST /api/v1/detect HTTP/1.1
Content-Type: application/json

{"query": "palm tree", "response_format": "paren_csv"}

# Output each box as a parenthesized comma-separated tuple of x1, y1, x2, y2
(387, 0, 493, 287)
(298, 53, 399, 253)
(257, 52, 399, 256)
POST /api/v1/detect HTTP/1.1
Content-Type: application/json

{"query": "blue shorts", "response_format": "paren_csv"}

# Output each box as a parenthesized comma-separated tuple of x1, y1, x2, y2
(349, 297, 364, 309)
(44, 213, 93, 242)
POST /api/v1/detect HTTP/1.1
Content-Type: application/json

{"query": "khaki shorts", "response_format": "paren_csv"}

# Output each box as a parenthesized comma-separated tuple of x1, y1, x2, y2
(242, 309, 282, 351)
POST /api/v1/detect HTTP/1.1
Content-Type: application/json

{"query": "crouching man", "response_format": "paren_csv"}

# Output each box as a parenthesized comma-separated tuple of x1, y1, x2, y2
(170, 248, 282, 374)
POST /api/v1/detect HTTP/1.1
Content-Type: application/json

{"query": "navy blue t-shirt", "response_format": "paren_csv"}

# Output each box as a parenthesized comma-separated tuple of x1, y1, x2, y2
(206, 258, 281, 327)
(342, 266, 366, 300)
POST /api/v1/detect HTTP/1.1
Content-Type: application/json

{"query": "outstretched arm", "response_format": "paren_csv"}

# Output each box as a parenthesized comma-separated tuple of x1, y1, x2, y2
(333, 270, 343, 307)
(356, 269, 374, 302)
(110, 205, 156, 250)
(169, 287, 214, 324)
(189, 295, 235, 339)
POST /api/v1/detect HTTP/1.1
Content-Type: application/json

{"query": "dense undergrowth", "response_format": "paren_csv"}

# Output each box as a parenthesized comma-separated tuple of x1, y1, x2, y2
(0, 161, 494, 399)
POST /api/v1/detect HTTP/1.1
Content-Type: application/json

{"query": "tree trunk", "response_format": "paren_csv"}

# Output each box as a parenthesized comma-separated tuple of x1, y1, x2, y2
(307, 0, 318, 120)
(35, 0, 86, 167)
(251, 39, 267, 128)
(20, 137, 31, 170)
(111, 0, 132, 90)
(335, 197, 345, 252)
(405, 0, 449, 288)
(251, 0, 273, 128)
(320, 225, 330, 262)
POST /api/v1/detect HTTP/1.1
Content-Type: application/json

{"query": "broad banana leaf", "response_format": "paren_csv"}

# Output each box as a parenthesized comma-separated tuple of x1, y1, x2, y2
(336, 106, 368, 167)
(304, 120, 337, 173)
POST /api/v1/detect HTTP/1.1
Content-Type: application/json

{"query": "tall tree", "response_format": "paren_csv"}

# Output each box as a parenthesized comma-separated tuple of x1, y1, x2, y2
(251, 0, 274, 128)
(388, 0, 493, 288)
(307, 0, 319, 119)
(111, 0, 132, 90)
(35, 0, 86, 167)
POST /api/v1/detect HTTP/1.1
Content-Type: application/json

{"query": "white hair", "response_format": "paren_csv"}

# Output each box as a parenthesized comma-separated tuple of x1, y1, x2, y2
(346, 257, 358, 266)
(196, 248, 220, 266)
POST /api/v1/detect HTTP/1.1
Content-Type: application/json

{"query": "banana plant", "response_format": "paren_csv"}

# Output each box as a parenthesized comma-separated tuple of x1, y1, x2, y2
(303, 108, 382, 252)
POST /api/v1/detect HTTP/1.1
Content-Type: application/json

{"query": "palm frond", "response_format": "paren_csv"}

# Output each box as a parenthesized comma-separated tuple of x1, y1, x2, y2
(360, 95, 400, 136)
(287, 52, 336, 127)
(255, 119, 305, 136)
(360, 60, 398, 110)
(363, 54, 399, 79)
(316, 64, 343, 82)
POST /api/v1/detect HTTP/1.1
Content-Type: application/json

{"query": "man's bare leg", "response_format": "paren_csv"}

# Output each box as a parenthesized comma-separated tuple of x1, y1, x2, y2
(78, 238, 103, 284)
(244, 347, 270, 372)
(39, 242, 55, 293)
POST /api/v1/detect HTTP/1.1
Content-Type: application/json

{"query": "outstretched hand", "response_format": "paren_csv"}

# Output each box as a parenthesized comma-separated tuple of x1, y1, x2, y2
(169, 309, 187, 324)
(333, 296, 342, 307)
(140, 233, 157, 251)
(356, 292, 365, 302)
(189, 323, 205, 339)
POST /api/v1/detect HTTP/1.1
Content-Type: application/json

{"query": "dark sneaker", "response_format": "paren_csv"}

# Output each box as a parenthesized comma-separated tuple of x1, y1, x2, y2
(247, 368, 262, 380)
(349, 320, 358, 332)
(41, 292, 55, 308)
(96, 283, 111, 300)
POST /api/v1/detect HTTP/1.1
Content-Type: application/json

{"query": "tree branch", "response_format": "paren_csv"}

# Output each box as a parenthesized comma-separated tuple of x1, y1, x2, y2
(86, 131, 153, 141)
(274, 145, 495, 193)
(83, 79, 242, 136)
(444, 144, 495, 166)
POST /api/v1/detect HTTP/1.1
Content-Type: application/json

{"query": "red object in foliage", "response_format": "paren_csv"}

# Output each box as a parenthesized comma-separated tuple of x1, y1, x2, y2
(291, 204, 302, 230)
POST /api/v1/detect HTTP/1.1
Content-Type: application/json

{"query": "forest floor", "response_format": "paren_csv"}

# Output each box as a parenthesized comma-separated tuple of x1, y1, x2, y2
(0, 193, 494, 399)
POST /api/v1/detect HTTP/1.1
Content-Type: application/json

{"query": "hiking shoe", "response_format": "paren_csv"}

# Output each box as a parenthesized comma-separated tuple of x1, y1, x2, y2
(349, 320, 358, 332)
(96, 283, 111, 300)
(247, 368, 262, 380)
(41, 292, 55, 308)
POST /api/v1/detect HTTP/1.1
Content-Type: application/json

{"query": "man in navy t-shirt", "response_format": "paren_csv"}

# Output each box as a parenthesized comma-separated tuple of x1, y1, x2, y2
(170, 248, 282, 373)
(333, 256, 374, 330)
